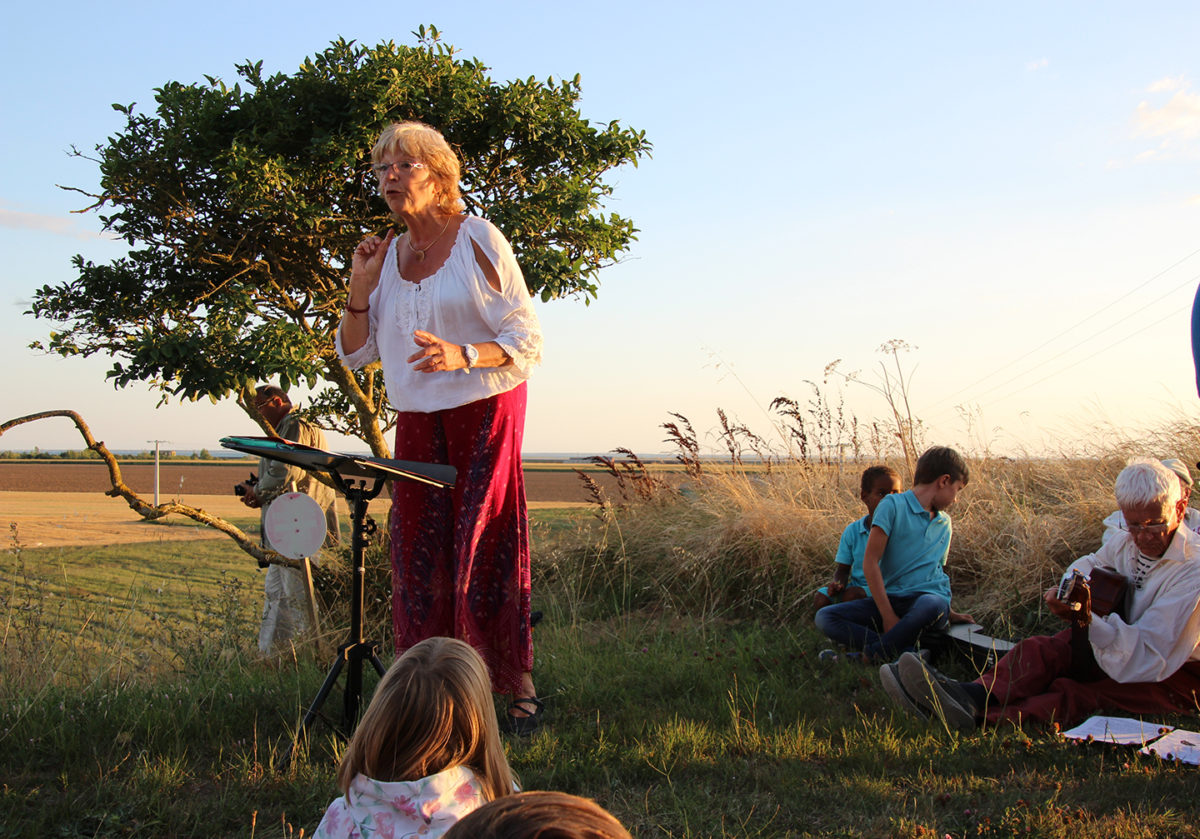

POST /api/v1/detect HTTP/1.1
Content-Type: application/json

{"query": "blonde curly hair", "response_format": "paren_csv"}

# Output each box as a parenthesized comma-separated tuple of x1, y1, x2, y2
(371, 121, 465, 213)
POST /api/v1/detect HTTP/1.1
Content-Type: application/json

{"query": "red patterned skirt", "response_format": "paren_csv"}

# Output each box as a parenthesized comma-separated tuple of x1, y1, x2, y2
(389, 383, 532, 694)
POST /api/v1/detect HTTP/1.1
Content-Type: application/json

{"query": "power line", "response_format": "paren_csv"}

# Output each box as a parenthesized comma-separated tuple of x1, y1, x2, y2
(971, 304, 1187, 412)
(919, 249, 1200, 421)
(923, 245, 1200, 415)
(928, 271, 1200, 419)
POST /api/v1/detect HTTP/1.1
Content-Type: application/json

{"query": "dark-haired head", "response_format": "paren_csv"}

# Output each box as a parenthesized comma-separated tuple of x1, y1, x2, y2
(860, 465, 902, 496)
(912, 446, 969, 487)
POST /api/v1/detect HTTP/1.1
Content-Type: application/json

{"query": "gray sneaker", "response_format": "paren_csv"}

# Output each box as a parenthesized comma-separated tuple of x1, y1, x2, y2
(896, 651, 979, 733)
(819, 648, 865, 664)
(879, 660, 932, 720)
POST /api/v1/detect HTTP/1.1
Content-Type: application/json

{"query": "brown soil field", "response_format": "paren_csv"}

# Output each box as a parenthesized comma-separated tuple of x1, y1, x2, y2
(0, 462, 635, 549)
(0, 461, 601, 501)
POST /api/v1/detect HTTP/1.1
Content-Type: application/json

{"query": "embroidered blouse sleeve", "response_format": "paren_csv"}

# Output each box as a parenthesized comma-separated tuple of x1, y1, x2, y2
(465, 219, 543, 375)
(334, 285, 382, 370)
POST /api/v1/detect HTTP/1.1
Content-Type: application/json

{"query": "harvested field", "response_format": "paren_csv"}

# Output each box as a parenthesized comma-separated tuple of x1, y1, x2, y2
(0, 461, 679, 548)
(2, 491, 257, 549)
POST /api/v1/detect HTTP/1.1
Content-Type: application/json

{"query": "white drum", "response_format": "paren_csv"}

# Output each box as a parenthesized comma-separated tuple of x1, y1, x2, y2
(263, 492, 327, 559)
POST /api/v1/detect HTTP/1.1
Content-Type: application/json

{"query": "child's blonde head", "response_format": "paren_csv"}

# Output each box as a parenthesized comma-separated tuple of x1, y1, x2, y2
(336, 637, 515, 801)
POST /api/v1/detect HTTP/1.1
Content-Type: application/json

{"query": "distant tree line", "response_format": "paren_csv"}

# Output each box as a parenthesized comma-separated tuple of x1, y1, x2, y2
(0, 448, 229, 460)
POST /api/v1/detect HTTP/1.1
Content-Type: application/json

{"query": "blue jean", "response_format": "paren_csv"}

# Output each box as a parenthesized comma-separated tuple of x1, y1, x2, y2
(814, 593, 950, 660)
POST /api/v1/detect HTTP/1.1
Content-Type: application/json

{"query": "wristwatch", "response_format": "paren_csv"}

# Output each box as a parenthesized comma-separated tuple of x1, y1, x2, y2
(463, 343, 479, 370)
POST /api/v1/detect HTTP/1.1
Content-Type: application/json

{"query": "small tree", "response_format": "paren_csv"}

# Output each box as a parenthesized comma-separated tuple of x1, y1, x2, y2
(30, 27, 649, 454)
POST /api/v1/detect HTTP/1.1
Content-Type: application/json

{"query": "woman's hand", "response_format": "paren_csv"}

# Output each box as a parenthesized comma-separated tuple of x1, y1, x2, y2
(408, 329, 467, 373)
(349, 230, 395, 305)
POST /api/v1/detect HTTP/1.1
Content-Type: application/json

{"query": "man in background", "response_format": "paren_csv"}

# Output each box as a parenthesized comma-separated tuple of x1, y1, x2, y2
(236, 385, 340, 652)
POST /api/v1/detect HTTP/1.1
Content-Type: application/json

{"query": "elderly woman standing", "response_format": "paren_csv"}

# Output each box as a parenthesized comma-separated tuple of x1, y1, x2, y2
(336, 122, 543, 734)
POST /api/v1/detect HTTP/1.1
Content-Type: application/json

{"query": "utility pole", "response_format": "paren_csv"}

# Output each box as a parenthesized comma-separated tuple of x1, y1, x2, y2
(147, 440, 170, 506)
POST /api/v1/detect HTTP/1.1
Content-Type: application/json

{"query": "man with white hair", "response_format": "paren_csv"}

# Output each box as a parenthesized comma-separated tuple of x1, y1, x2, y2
(882, 458, 1200, 730)
(1101, 457, 1200, 544)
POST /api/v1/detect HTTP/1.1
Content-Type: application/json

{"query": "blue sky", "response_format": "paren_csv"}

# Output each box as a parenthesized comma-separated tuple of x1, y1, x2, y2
(3, 2, 1199, 456)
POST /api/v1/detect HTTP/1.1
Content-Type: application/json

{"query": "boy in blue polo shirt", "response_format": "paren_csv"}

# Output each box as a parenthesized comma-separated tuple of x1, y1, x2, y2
(815, 446, 972, 661)
(813, 465, 903, 610)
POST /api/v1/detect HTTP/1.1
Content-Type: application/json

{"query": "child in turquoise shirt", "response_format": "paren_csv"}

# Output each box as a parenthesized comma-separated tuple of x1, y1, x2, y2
(813, 466, 903, 610)
(815, 446, 973, 660)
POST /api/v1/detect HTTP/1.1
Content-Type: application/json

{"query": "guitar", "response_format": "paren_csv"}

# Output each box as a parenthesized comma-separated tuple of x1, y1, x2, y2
(1057, 566, 1129, 622)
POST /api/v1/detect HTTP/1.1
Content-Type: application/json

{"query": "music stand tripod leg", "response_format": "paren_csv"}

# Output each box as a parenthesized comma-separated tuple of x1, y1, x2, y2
(289, 478, 384, 758)
(217, 436, 456, 769)
(369, 647, 387, 677)
(296, 648, 348, 740)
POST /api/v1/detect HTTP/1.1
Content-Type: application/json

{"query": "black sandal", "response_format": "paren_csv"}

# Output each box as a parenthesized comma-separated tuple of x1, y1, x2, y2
(506, 696, 544, 737)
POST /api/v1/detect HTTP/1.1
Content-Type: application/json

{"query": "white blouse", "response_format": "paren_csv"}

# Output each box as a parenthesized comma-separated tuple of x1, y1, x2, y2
(336, 216, 543, 413)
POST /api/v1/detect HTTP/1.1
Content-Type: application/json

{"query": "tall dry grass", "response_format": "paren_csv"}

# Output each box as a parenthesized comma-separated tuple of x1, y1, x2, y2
(554, 386, 1200, 635)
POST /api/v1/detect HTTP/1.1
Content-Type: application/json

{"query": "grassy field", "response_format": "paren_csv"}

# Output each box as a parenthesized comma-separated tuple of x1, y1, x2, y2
(6, 445, 1200, 837)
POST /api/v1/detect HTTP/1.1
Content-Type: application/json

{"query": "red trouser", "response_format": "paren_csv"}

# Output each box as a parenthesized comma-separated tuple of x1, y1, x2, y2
(976, 629, 1200, 726)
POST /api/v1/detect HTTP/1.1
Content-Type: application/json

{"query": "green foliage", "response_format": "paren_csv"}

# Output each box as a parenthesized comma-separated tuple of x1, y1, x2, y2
(29, 30, 649, 452)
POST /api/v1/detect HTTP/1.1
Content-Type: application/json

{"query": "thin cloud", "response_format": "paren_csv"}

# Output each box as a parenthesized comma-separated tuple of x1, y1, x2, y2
(1025, 58, 1049, 72)
(0, 206, 108, 241)
(1134, 79, 1200, 141)
(1147, 75, 1186, 93)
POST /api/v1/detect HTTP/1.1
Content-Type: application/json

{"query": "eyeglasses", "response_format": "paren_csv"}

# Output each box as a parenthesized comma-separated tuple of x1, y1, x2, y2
(371, 161, 427, 179)
(1121, 520, 1171, 534)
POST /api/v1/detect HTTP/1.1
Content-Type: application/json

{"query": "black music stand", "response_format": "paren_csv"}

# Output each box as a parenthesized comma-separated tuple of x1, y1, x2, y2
(219, 436, 455, 752)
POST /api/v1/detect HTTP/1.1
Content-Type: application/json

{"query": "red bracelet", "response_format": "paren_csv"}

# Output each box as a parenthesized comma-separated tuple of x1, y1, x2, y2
(346, 302, 369, 315)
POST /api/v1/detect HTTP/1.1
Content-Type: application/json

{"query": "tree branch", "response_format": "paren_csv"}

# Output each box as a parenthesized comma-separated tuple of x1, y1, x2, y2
(0, 409, 300, 569)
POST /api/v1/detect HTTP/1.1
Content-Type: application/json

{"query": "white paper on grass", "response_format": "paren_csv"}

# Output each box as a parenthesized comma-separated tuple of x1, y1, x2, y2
(1139, 729, 1200, 765)
(1060, 715, 1174, 745)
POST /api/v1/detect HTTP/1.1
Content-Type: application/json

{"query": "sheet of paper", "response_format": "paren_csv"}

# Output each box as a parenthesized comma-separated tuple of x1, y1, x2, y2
(1060, 715, 1173, 745)
(1138, 729, 1200, 765)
